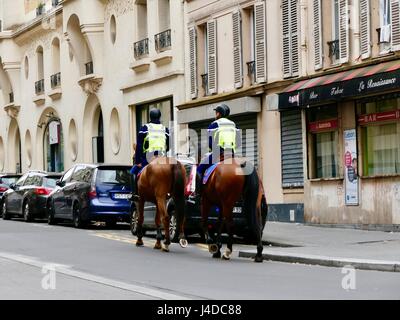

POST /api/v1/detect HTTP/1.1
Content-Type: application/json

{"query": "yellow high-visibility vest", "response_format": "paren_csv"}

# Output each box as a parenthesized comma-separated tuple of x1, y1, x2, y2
(143, 123, 167, 153)
(213, 118, 237, 151)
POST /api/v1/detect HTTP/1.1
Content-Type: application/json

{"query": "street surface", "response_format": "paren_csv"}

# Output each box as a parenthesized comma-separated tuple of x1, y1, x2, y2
(0, 220, 399, 300)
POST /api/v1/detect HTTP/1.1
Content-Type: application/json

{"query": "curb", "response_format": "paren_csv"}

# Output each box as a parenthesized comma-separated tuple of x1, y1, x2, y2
(238, 250, 400, 273)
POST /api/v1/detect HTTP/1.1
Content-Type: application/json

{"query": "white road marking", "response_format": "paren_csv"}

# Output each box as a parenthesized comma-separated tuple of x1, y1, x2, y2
(0, 251, 192, 300)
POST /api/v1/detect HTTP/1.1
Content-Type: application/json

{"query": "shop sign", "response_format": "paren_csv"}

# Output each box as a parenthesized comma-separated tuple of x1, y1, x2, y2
(358, 110, 400, 125)
(49, 122, 60, 145)
(344, 129, 359, 206)
(308, 119, 338, 133)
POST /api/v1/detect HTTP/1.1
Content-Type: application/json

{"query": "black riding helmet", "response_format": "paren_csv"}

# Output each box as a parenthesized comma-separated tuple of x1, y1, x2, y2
(149, 108, 161, 121)
(214, 104, 230, 118)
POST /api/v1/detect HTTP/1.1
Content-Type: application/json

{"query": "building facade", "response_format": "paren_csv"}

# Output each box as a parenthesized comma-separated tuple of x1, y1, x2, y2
(275, 0, 400, 228)
(0, 0, 185, 175)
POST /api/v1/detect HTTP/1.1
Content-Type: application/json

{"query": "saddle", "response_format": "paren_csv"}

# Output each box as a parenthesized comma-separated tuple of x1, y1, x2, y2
(202, 163, 220, 185)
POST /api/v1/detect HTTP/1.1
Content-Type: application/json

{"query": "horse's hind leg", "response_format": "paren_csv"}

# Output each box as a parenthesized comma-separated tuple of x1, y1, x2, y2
(222, 206, 234, 261)
(201, 198, 217, 254)
(212, 216, 223, 259)
(156, 198, 170, 252)
(254, 208, 264, 263)
(136, 199, 145, 247)
(154, 201, 163, 250)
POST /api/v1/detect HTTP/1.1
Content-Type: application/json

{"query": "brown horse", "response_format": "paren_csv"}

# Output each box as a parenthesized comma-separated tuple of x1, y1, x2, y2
(200, 159, 266, 263)
(135, 157, 188, 252)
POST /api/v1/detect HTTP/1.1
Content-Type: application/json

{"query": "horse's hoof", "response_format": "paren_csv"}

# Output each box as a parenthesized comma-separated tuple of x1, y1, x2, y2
(154, 243, 162, 250)
(254, 256, 264, 263)
(162, 246, 170, 253)
(179, 239, 188, 248)
(209, 244, 219, 254)
(212, 251, 221, 259)
(136, 239, 144, 247)
(222, 254, 231, 261)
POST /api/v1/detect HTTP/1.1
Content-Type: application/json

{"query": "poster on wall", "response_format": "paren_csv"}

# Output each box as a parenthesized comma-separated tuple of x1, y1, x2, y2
(344, 129, 359, 206)
(49, 122, 59, 145)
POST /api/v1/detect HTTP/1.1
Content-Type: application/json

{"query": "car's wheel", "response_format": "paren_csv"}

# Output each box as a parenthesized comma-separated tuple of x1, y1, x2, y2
(169, 210, 179, 243)
(47, 200, 57, 225)
(73, 203, 87, 229)
(23, 201, 33, 222)
(2, 200, 10, 220)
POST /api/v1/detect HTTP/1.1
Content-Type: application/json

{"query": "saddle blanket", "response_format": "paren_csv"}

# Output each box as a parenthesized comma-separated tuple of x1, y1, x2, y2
(137, 167, 145, 178)
(203, 164, 219, 185)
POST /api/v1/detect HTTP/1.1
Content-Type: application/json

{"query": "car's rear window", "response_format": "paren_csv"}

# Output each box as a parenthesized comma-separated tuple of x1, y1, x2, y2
(43, 177, 60, 189)
(0, 177, 20, 186)
(96, 168, 131, 186)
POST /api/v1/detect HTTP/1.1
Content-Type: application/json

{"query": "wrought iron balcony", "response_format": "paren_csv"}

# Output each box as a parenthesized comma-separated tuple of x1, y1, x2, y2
(36, 5, 45, 17)
(155, 29, 171, 53)
(51, 72, 61, 89)
(247, 61, 256, 84)
(35, 79, 45, 95)
(9, 92, 14, 104)
(327, 39, 340, 61)
(85, 61, 94, 75)
(134, 38, 149, 60)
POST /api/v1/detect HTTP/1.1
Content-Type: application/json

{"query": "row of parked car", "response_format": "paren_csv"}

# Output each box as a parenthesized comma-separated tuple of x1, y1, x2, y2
(0, 157, 267, 242)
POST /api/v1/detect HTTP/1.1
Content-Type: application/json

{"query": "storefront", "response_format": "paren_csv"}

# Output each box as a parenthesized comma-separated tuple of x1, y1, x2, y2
(278, 59, 400, 228)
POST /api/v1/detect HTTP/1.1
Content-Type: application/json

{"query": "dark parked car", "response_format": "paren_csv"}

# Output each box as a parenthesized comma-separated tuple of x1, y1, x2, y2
(47, 164, 133, 228)
(0, 173, 22, 217)
(2, 171, 61, 222)
(130, 157, 268, 242)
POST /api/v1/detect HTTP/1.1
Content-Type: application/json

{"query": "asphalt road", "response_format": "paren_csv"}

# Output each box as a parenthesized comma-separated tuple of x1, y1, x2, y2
(0, 219, 399, 300)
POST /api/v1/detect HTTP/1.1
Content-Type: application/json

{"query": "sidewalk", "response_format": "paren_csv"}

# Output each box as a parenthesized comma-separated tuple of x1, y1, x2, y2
(238, 222, 400, 272)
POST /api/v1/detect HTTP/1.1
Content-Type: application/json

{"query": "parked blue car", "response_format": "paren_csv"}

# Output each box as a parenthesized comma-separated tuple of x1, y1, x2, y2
(47, 164, 133, 228)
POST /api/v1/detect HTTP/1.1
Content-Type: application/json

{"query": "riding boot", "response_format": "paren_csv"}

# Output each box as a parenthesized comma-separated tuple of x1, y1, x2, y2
(130, 174, 140, 202)
(191, 172, 203, 202)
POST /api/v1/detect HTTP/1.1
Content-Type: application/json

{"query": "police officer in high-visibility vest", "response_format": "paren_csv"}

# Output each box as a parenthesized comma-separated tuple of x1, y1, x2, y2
(130, 109, 170, 200)
(195, 104, 241, 195)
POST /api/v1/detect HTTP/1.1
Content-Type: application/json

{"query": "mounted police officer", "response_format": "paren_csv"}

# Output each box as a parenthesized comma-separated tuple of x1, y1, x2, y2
(130, 109, 170, 201)
(195, 104, 240, 197)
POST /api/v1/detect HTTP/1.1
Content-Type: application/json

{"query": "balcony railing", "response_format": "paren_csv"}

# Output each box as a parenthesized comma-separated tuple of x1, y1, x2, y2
(247, 61, 256, 84)
(36, 5, 45, 17)
(134, 38, 149, 60)
(155, 29, 171, 53)
(201, 73, 208, 93)
(35, 79, 45, 95)
(327, 40, 340, 62)
(85, 61, 94, 75)
(9, 92, 14, 104)
(51, 72, 61, 89)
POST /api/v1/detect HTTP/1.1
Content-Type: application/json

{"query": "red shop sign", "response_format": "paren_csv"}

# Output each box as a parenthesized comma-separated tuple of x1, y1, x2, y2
(358, 110, 400, 125)
(308, 119, 338, 133)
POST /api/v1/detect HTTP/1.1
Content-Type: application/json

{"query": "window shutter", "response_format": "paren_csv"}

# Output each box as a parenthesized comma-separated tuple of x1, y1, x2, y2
(313, 0, 323, 70)
(290, 0, 299, 76)
(232, 10, 243, 88)
(360, 0, 371, 59)
(391, 0, 400, 51)
(339, 0, 349, 63)
(207, 20, 217, 94)
(282, 0, 291, 78)
(282, 0, 299, 78)
(189, 27, 198, 99)
(254, 1, 266, 83)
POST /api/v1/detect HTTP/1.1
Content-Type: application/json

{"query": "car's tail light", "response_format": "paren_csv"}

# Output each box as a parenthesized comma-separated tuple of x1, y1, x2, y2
(0, 187, 8, 192)
(35, 188, 51, 195)
(88, 185, 97, 199)
(185, 165, 197, 196)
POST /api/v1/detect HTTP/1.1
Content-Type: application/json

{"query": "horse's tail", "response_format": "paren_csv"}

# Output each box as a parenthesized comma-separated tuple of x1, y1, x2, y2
(242, 162, 261, 240)
(171, 162, 186, 239)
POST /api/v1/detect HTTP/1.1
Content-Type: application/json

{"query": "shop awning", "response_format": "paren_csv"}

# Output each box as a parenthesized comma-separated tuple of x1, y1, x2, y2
(278, 60, 400, 110)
